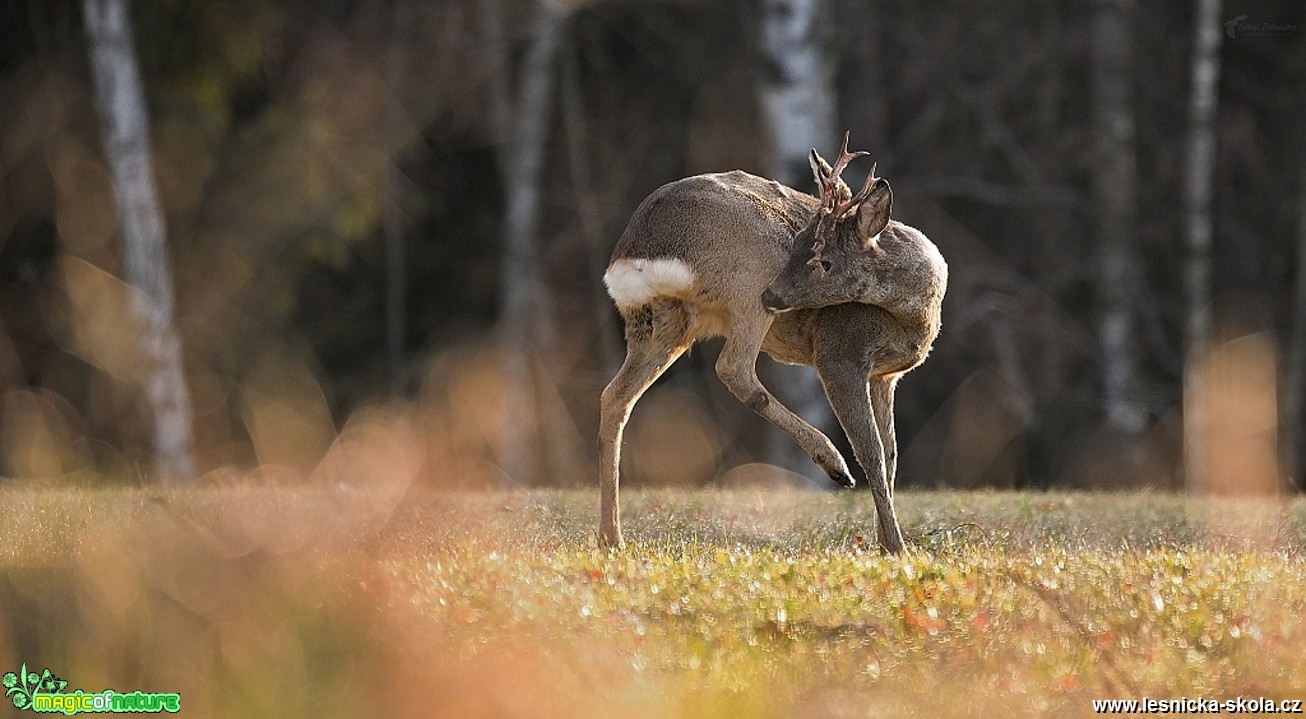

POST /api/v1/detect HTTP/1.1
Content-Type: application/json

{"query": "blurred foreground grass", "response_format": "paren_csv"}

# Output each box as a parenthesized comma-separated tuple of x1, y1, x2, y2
(0, 486, 1303, 717)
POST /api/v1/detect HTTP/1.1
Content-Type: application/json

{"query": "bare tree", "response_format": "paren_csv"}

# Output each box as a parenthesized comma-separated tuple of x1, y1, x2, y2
(479, 0, 565, 484)
(1182, 0, 1223, 490)
(1091, 0, 1146, 435)
(561, 34, 622, 377)
(383, 1, 413, 399)
(755, 0, 839, 479)
(82, 0, 195, 482)
(1285, 161, 1306, 489)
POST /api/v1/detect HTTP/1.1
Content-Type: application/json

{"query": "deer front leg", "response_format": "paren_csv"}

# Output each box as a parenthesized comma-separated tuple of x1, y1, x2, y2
(817, 360, 905, 554)
(715, 313, 854, 487)
(869, 375, 899, 498)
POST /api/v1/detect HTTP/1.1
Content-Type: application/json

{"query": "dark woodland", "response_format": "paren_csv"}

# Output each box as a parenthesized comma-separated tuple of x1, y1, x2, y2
(1, 0, 1303, 492)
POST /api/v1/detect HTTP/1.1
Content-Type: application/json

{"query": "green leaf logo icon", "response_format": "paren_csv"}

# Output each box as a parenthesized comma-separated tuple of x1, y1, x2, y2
(5, 664, 35, 708)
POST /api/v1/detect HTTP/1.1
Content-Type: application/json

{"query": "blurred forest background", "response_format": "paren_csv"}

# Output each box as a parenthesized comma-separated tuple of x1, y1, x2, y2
(0, 0, 1303, 492)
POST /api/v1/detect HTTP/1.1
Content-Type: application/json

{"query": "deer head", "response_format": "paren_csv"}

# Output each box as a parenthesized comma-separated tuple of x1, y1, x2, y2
(763, 133, 893, 313)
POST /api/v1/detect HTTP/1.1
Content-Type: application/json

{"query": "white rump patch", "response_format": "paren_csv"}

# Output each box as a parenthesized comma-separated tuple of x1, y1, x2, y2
(603, 257, 696, 308)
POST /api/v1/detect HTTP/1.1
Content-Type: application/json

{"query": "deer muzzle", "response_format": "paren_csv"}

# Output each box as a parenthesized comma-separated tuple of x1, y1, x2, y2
(762, 288, 793, 313)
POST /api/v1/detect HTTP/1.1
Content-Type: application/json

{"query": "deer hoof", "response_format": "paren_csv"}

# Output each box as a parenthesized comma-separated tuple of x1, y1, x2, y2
(828, 469, 856, 489)
(598, 530, 625, 549)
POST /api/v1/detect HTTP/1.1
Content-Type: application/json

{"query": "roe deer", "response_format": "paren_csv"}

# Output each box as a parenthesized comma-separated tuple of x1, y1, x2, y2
(599, 134, 947, 553)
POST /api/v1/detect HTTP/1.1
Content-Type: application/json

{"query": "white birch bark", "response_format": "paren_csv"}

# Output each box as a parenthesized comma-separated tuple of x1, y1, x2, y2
(756, 0, 838, 480)
(1091, 0, 1147, 435)
(83, 0, 196, 483)
(1182, 0, 1223, 491)
(480, 0, 564, 484)
(757, 0, 836, 185)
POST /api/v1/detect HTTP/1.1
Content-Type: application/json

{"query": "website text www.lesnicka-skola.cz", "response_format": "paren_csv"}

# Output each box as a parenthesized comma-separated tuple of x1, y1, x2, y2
(1093, 697, 1303, 714)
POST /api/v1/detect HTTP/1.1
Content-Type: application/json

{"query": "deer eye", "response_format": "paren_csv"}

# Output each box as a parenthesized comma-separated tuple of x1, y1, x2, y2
(808, 257, 832, 276)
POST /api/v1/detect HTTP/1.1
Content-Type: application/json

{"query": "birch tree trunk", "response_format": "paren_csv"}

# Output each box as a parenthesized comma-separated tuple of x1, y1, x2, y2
(83, 0, 196, 483)
(1182, 0, 1223, 491)
(561, 38, 622, 378)
(755, 0, 838, 481)
(480, 0, 564, 484)
(384, 1, 412, 399)
(1284, 161, 1306, 489)
(383, 163, 405, 399)
(1091, 0, 1147, 435)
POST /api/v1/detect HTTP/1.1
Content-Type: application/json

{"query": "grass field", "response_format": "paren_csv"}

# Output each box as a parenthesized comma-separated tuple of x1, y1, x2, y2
(0, 486, 1303, 717)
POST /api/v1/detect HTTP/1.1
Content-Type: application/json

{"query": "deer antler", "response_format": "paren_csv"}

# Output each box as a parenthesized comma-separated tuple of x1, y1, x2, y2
(833, 162, 878, 219)
(819, 131, 869, 212)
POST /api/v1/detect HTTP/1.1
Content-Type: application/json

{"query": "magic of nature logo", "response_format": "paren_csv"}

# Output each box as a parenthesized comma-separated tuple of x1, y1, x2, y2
(3, 664, 179, 715)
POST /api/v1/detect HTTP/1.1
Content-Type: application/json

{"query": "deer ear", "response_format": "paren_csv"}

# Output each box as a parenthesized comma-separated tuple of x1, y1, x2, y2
(856, 178, 892, 242)
(809, 149, 832, 187)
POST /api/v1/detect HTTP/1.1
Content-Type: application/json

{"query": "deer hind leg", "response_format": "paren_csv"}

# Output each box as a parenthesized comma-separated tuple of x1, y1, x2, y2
(817, 359, 905, 554)
(598, 300, 692, 548)
(714, 311, 854, 488)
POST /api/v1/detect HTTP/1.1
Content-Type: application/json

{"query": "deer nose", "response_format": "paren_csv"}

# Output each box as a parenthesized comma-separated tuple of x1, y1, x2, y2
(762, 288, 792, 313)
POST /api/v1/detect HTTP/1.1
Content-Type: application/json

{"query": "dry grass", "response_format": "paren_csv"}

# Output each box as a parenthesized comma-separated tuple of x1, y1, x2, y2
(0, 486, 1303, 718)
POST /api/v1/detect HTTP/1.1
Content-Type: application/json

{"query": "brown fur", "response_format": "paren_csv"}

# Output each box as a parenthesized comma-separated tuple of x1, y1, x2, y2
(599, 167, 946, 554)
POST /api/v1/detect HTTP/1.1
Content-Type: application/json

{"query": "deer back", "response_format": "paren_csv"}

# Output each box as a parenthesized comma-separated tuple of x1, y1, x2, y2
(605, 171, 817, 314)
